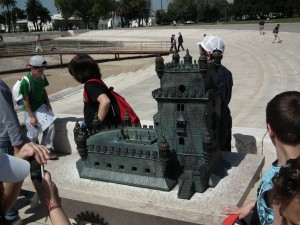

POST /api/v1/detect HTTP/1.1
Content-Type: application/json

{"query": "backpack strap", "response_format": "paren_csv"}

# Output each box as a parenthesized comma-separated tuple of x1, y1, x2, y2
(84, 79, 108, 103)
(23, 76, 30, 92)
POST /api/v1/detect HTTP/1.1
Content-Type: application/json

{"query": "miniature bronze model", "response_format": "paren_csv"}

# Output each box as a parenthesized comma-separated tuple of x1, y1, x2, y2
(74, 49, 228, 200)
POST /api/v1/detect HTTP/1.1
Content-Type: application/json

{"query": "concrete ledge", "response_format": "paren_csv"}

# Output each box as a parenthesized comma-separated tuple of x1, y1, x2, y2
(232, 127, 276, 173)
(22, 152, 264, 225)
(18, 114, 266, 224)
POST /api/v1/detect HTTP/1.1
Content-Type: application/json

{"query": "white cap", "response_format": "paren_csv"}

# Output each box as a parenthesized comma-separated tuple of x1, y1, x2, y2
(28, 55, 47, 67)
(0, 151, 30, 183)
(197, 35, 225, 54)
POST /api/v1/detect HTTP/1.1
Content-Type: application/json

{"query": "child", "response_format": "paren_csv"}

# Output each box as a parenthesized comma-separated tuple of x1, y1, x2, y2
(221, 91, 300, 225)
(19, 55, 57, 160)
(169, 34, 177, 52)
(68, 53, 120, 131)
(273, 24, 281, 43)
(198, 35, 233, 151)
(271, 156, 300, 225)
(35, 34, 43, 52)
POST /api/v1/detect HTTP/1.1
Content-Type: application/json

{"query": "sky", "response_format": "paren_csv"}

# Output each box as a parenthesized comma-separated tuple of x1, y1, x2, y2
(4, 0, 172, 14)
(14, 0, 58, 14)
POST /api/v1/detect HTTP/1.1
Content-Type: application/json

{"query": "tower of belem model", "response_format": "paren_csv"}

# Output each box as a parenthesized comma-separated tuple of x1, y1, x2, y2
(74, 49, 228, 200)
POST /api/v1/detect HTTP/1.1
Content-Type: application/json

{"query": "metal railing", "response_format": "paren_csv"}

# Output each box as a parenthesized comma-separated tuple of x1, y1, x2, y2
(1, 40, 170, 55)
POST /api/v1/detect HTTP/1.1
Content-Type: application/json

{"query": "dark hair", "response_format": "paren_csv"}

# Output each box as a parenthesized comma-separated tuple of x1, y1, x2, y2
(266, 91, 300, 145)
(271, 156, 300, 208)
(68, 53, 102, 84)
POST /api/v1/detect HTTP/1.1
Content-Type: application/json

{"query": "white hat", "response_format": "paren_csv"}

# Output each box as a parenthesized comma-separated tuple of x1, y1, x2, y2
(28, 55, 47, 67)
(0, 151, 30, 183)
(197, 35, 225, 54)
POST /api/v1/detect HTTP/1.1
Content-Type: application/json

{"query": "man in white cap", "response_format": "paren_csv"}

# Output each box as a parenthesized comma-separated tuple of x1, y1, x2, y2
(198, 35, 233, 151)
(19, 55, 57, 160)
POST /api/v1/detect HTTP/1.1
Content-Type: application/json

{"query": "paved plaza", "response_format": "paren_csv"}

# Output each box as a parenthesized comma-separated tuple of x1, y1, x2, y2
(2, 23, 300, 224)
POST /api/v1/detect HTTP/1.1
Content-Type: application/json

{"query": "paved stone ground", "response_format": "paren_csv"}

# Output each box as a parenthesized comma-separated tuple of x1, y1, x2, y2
(2, 23, 300, 224)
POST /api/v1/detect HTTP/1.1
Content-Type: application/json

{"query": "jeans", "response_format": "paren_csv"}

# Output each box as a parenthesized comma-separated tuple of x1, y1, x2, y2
(0, 141, 14, 155)
(24, 112, 55, 149)
(0, 141, 19, 221)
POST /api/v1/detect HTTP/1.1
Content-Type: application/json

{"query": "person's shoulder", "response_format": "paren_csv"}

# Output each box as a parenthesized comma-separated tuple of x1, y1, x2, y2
(0, 79, 9, 91)
(218, 65, 231, 73)
(86, 80, 107, 90)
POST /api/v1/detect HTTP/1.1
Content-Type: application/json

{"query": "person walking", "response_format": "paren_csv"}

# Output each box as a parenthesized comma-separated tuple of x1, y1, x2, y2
(259, 20, 265, 35)
(0, 35, 3, 48)
(273, 24, 282, 43)
(169, 34, 177, 52)
(177, 32, 184, 51)
(35, 34, 43, 52)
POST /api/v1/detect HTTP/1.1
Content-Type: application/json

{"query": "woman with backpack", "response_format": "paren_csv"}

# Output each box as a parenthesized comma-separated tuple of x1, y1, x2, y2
(68, 54, 120, 131)
(68, 54, 141, 132)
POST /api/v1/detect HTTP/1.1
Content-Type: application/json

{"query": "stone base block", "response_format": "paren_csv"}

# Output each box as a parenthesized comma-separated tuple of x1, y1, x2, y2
(22, 152, 264, 225)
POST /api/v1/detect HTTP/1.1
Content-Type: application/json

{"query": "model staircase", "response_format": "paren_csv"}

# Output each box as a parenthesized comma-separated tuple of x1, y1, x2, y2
(177, 179, 195, 200)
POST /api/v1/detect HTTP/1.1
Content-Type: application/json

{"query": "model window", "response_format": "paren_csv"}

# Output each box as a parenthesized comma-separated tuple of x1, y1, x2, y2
(177, 104, 185, 111)
(179, 137, 185, 145)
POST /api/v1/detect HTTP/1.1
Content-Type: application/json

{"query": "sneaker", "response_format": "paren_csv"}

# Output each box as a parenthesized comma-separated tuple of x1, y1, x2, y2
(49, 152, 58, 160)
(5, 209, 19, 222)
(8, 216, 23, 225)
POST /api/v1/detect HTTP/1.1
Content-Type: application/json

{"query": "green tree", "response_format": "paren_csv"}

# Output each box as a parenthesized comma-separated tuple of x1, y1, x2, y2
(168, 0, 197, 23)
(155, 9, 170, 25)
(26, 0, 51, 31)
(90, 0, 115, 29)
(130, 0, 151, 26)
(0, 0, 16, 32)
(115, 0, 132, 27)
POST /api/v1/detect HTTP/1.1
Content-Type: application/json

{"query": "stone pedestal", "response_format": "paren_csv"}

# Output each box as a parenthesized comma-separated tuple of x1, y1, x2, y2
(22, 152, 264, 225)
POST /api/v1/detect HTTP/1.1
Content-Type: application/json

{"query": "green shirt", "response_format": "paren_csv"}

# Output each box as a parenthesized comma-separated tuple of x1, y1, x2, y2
(19, 72, 49, 112)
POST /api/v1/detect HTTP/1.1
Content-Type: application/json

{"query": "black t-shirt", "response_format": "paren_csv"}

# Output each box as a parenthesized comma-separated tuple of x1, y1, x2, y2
(84, 81, 120, 130)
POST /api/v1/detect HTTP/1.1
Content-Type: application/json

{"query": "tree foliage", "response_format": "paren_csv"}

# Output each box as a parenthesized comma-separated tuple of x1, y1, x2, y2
(25, 0, 51, 31)
(0, 0, 16, 32)
(157, 0, 300, 24)
(168, 0, 197, 22)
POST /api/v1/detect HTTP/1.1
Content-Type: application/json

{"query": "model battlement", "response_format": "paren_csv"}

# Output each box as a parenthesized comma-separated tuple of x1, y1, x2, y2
(87, 144, 159, 160)
(164, 60, 200, 71)
(75, 49, 228, 200)
(116, 128, 157, 144)
(152, 87, 221, 99)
